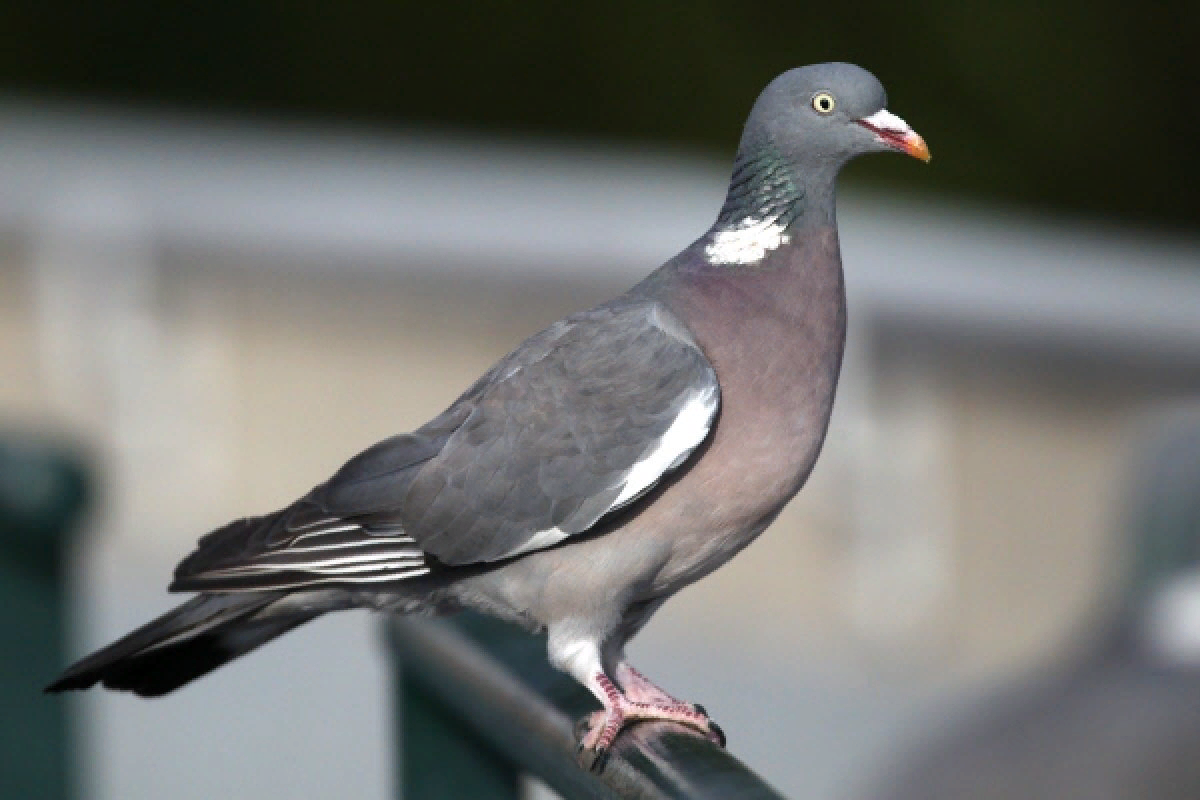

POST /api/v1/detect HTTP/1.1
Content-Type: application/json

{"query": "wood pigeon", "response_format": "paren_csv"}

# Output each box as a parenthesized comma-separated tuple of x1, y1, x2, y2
(47, 62, 930, 758)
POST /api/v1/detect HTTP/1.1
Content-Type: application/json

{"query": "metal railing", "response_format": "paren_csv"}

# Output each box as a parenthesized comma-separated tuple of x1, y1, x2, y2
(388, 613, 785, 799)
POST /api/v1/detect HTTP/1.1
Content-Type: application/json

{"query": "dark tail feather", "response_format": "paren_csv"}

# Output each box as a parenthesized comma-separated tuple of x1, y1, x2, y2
(46, 592, 320, 697)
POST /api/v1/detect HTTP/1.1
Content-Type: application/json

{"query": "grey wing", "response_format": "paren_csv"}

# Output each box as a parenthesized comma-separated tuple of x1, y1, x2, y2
(170, 302, 718, 590)
(169, 424, 461, 591)
(401, 302, 719, 564)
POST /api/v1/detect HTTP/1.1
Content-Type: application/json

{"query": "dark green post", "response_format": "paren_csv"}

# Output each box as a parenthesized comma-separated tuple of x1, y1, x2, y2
(397, 666, 522, 800)
(1126, 411, 1200, 603)
(391, 612, 596, 799)
(0, 437, 89, 800)
(394, 614, 524, 799)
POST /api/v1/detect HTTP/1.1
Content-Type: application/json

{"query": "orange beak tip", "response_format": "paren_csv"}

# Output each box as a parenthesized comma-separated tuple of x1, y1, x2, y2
(902, 131, 926, 163)
(907, 133, 932, 163)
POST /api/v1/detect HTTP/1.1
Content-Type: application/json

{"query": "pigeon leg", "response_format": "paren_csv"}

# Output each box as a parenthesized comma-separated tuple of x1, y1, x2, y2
(557, 640, 725, 764)
(577, 671, 629, 755)
(577, 671, 726, 756)
(615, 661, 725, 746)
(614, 661, 683, 704)
(553, 639, 630, 759)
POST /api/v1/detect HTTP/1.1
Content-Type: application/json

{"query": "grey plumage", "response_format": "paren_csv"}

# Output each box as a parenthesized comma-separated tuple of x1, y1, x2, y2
(165, 303, 716, 590)
(400, 305, 717, 564)
(45, 592, 321, 696)
(47, 62, 929, 756)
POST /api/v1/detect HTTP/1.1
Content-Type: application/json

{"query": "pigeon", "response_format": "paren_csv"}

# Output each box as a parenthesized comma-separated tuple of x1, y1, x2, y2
(46, 62, 930, 758)
(864, 410, 1200, 800)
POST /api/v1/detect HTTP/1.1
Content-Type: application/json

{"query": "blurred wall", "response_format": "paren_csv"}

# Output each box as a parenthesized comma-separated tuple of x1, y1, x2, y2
(2, 107, 1199, 797)
(0, 2, 1194, 230)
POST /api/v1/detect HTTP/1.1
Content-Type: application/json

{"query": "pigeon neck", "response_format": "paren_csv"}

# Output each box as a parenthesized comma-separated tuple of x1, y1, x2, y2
(706, 146, 835, 267)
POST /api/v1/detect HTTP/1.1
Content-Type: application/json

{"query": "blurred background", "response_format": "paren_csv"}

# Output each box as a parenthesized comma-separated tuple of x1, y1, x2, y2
(1, 2, 1198, 798)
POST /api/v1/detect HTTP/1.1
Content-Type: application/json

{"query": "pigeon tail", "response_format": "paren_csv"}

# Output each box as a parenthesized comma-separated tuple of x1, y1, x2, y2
(45, 592, 318, 696)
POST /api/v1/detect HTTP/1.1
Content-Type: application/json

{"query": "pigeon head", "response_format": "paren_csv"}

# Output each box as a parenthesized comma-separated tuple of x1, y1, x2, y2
(745, 62, 930, 169)
(708, 63, 928, 255)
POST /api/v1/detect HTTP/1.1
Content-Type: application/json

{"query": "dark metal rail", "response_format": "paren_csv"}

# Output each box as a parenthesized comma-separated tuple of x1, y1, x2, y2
(387, 613, 785, 799)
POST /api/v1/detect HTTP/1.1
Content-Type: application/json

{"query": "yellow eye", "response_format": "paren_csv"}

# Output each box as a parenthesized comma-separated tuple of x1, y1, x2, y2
(811, 92, 836, 114)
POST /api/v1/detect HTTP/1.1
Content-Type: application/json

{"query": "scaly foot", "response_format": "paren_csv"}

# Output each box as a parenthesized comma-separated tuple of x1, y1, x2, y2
(576, 672, 725, 767)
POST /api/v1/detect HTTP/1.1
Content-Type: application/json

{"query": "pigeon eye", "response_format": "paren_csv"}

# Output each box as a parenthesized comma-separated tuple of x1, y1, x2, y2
(811, 92, 836, 114)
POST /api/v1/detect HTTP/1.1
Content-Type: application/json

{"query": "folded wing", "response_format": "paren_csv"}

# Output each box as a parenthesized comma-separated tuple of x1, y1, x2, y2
(171, 302, 719, 591)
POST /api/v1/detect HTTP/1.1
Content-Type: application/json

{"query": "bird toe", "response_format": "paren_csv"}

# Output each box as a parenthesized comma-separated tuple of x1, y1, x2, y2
(707, 718, 727, 748)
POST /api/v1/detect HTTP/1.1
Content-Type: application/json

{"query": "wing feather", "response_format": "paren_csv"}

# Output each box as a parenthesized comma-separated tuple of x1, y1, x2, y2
(402, 302, 718, 564)
(170, 301, 718, 591)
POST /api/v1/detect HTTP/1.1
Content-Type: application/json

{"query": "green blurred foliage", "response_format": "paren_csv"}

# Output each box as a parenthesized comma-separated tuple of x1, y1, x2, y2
(0, 1, 1195, 230)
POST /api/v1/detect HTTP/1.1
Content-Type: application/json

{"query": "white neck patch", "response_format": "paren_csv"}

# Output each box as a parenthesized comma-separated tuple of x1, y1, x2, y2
(704, 216, 791, 265)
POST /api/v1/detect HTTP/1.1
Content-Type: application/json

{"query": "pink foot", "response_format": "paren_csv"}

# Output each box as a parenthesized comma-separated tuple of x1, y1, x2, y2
(616, 662, 684, 705)
(576, 672, 726, 767)
(578, 673, 627, 753)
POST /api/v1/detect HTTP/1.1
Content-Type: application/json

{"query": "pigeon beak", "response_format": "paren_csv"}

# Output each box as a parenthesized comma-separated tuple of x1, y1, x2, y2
(856, 109, 931, 163)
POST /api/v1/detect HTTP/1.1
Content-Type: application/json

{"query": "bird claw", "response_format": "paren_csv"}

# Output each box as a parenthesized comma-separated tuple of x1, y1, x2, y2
(576, 744, 610, 773)
(705, 716, 727, 748)
(574, 700, 725, 771)
(686, 704, 725, 746)
(575, 711, 616, 772)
